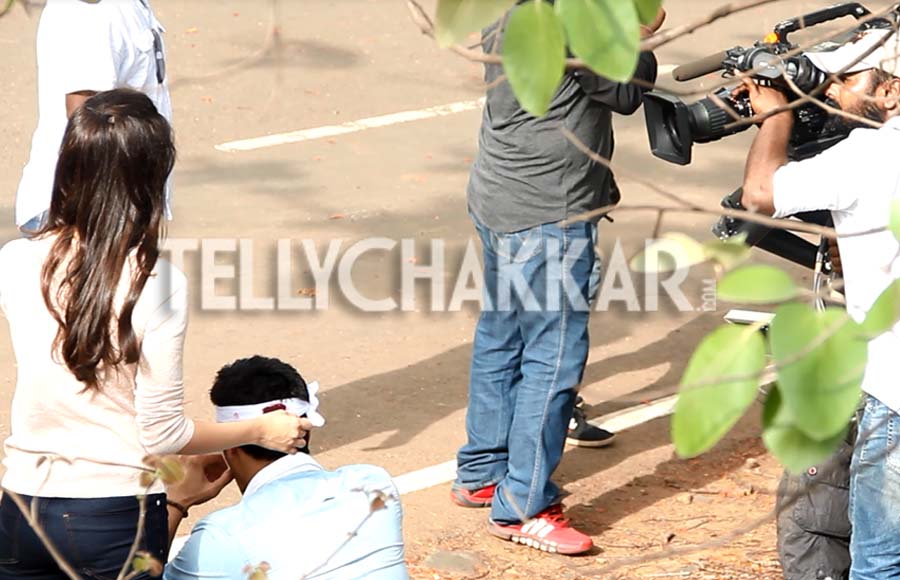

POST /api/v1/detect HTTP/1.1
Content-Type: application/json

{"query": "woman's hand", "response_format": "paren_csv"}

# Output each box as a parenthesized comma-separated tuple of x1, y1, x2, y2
(254, 411, 313, 453)
(167, 454, 233, 509)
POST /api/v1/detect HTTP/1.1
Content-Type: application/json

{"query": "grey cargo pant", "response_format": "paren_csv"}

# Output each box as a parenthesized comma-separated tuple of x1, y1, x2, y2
(776, 428, 855, 580)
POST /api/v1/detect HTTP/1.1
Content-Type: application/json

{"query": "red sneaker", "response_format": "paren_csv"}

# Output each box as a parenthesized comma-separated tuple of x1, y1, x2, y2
(450, 483, 496, 508)
(488, 505, 593, 555)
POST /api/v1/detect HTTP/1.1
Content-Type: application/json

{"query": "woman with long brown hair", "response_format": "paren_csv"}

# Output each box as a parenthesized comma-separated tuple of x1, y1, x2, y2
(0, 89, 308, 579)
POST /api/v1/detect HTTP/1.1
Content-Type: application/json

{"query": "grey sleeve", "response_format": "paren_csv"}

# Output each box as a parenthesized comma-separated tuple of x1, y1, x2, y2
(572, 51, 658, 115)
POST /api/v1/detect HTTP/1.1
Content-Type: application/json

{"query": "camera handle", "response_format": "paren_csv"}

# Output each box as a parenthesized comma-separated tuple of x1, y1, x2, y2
(773, 3, 870, 44)
(673, 2, 874, 81)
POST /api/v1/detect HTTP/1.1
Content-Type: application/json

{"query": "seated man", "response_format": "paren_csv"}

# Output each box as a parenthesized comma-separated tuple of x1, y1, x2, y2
(164, 356, 409, 580)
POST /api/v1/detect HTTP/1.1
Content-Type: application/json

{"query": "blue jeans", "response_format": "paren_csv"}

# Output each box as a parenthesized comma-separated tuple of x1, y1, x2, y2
(850, 396, 900, 580)
(456, 217, 595, 524)
(0, 492, 168, 580)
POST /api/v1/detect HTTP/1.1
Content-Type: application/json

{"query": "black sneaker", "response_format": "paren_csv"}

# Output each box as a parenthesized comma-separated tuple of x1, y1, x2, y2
(566, 400, 615, 448)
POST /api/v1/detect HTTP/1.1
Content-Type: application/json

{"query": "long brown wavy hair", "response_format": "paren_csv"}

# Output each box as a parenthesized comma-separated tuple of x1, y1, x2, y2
(37, 89, 176, 390)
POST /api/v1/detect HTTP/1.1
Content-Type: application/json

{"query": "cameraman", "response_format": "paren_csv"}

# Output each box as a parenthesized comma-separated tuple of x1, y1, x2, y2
(741, 28, 900, 580)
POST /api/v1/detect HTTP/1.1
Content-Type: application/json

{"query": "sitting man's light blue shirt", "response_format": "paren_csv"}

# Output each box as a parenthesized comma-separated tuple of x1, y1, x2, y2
(165, 454, 409, 580)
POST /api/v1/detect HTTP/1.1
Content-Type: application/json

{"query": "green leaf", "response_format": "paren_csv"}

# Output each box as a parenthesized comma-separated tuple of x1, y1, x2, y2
(634, 0, 663, 26)
(0, 0, 14, 17)
(702, 235, 751, 272)
(762, 386, 848, 473)
(672, 324, 766, 458)
(434, 0, 517, 47)
(132, 552, 163, 576)
(143, 455, 185, 485)
(556, 0, 640, 82)
(139, 471, 158, 488)
(717, 264, 797, 304)
(630, 233, 706, 273)
(890, 199, 900, 242)
(861, 279, 900, 337)
(769, 304, 865, 441)
(503, 1, 567, 116)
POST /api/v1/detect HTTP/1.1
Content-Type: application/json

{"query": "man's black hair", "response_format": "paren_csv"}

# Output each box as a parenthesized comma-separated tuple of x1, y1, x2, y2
(209, 355, 310, 460)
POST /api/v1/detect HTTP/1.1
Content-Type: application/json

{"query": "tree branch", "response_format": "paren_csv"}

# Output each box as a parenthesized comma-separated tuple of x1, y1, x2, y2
(639, 0, 789, 52)
(116, 483, 156, 580)
(725, 21, 900, 130)
(3, 491, 82, 580)
(168, 0, 281, 90)
(559, 126, 889, 240)
(298, 490, 397, 579)
(405, 0, 896, 104)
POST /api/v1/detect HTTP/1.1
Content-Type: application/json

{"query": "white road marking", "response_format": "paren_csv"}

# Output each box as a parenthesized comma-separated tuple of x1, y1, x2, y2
(593, 394, 678, 433)
(394, 361, 777, 496)
(395, 459, 458, 496)
(393, 395, 679, 496)
(214, 98, 487, 153)
(215, 63, 677, 153)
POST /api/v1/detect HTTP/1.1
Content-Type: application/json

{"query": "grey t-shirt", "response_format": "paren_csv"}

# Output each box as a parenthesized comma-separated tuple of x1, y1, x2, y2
(467, 22, 658, 233)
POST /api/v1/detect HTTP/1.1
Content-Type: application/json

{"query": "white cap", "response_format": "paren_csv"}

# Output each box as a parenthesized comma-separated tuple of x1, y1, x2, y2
(805, 28, 900, 76)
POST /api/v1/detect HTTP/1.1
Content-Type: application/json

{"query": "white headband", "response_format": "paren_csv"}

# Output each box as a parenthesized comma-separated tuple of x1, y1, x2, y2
(214, 380, 325, 427)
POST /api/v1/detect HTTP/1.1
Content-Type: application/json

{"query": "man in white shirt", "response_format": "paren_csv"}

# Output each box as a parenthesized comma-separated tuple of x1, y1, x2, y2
(740, 28, 900, 580)
(16, 0, 173, 232)
(163, 356, 409, 580)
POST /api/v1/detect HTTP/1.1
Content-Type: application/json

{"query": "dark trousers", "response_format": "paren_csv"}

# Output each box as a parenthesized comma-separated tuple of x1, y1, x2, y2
(0, 492, 168, 580)
(777, 428, 855, 580)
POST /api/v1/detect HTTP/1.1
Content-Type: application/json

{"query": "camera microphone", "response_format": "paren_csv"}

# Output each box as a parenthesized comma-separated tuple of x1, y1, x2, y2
(672, 51, 729, 82)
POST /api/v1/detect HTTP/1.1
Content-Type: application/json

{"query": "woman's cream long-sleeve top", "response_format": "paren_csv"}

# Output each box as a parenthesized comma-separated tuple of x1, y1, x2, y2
(0, 235, 194, 497)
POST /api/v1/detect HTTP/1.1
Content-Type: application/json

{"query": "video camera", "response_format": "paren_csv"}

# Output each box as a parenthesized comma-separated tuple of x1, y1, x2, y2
(644, 2, 886, 166)
(642, 3, 895, 270)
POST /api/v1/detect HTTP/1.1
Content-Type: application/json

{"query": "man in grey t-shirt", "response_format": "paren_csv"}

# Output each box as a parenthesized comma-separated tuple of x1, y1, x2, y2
(451, 5, 664, 554)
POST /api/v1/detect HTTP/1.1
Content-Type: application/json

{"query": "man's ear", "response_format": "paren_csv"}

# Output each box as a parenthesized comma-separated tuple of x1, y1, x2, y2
(882, 78, 900, 113)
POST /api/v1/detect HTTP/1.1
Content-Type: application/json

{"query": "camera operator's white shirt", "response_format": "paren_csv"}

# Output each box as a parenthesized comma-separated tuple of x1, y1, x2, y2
(15, 0, 173, 227)
(772, 116, 900, 413)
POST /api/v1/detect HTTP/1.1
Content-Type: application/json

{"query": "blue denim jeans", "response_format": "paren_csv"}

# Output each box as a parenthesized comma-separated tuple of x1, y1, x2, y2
(0, 492, 168, 580)
(850, 396, 900, 580)
(455, 217, 595, 524)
